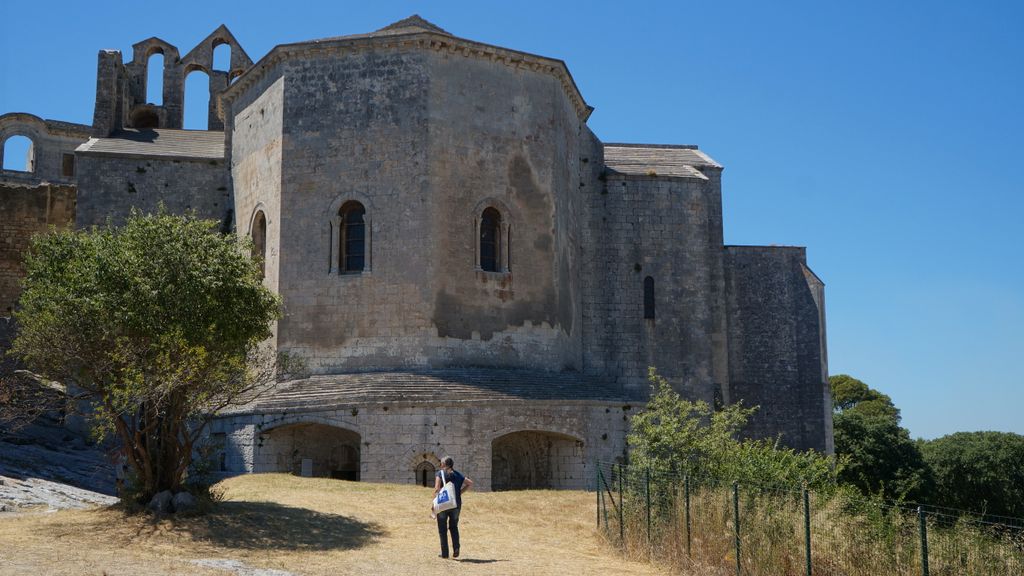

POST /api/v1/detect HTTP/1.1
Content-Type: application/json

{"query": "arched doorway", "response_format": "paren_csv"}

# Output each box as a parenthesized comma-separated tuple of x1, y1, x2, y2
(491, 430, 585, 491)
(257, 422, 360, 480)
(415, 461, 436, 487)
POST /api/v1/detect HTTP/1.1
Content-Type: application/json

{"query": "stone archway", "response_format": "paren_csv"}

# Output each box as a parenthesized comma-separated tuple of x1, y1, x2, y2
(491, 430, 585, 491)
(256, 422, 361, 480)
(414, 461, 436, 487)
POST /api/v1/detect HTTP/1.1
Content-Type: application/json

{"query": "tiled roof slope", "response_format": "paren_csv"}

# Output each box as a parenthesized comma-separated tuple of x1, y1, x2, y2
(603, 143, 721, 180)
(76, 129, 225, 160)
(250, 368, 629, 412)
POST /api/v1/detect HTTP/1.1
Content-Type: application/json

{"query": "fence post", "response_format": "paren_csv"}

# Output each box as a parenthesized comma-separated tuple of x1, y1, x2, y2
(618, 463, 625, 544)
(733, 481, 741, 576)
(804, 486, 812, 576)
(685, 474, 692, 559)
(600, 468, 608, 528)
(645, 467, 652, 545)
(596, 465, 600, 529)
(918, 506, 930, 576)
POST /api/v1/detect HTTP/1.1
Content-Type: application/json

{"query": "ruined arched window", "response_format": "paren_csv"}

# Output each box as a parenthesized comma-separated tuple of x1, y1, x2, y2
(184, 69, 211, 130)
(213, 42, 231, 72)
(339, 202, 366, 273)
(415, 461, 436, 487)
(643, 276, 655, 319)
(146, 51, 164, 105)
(251, 210, 267, 279)
(2, 135, 35, 173)
(479, 208, 501, 272)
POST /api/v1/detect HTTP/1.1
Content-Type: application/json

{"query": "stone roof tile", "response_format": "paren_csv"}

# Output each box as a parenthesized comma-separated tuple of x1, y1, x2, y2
(250, 368, 629, 412)
(603, 143, 722, 179)
(76, 129, 224, 161)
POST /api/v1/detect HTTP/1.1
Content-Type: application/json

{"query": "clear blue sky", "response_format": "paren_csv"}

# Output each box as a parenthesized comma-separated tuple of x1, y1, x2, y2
(2, 1, 1021, 440)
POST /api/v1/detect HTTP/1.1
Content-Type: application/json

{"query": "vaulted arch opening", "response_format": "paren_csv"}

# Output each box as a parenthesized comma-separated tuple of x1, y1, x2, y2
(491, 430, 585, 491)
(2, 135, 35, 172)
(256, 423, 360, 480)
(146, 51, 164, 105)
(213, 42, 231, 72)
(184, 69, 211, 130)
(415, 461, 436, 487)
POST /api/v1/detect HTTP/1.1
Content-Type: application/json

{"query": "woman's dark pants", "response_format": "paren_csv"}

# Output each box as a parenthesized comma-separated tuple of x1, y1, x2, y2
(436, 507, 460, 557)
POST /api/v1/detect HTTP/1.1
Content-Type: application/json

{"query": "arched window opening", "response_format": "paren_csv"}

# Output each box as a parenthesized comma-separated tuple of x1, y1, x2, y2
(184, 69, 211, 130)
(339, 202, 366, 273)
(2, 135, 35, 172)
(480, 208, 501, 272)
(643, 276, 655, 319)
(146, 52, 164, 105)
(251, 210, 267, 279)
(415, 461, 436, 487)
(213, 42, 231, 72)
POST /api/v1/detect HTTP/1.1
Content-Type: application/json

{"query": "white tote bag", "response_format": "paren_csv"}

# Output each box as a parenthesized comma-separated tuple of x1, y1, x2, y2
(432, 470, 458, 515)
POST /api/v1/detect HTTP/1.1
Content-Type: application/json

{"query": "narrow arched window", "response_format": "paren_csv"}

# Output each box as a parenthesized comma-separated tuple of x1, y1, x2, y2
(2, 135, 35, 173)
(251, 210, 267, 279)
(480, 207, 501, 272)
(643, 276, 655, 319)
(339, 201, 366, 273)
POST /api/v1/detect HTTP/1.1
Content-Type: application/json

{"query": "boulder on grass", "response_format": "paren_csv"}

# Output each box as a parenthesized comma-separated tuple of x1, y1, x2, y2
(172, 491, 197, 514)
(146, 490, 173, 513)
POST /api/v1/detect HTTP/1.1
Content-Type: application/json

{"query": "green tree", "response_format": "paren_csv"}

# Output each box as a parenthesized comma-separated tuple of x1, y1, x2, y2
(10, 212, 286, 504)
(629, 368, 837, 489)
(920, 431, 1024, 519)
(830, 374, 932, 501)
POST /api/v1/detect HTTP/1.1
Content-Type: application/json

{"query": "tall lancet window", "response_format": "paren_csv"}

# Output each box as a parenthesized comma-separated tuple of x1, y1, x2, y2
(340, 201, 366, 273)
(480, 207, 501, 272)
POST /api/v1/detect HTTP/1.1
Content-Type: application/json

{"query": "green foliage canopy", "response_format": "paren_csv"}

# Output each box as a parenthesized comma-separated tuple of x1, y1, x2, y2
(11, 212, 283, 502)
(921, 431, 1024, 519)
(830, 374, 932, 501)
(628, 368, 837, 489)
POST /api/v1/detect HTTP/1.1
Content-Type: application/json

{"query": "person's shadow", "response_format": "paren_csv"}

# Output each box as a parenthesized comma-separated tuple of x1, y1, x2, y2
(456, 558, 507, 564)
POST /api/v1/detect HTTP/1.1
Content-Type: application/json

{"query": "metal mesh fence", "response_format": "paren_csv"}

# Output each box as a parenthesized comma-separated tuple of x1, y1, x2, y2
(594, 461, 1024, 575)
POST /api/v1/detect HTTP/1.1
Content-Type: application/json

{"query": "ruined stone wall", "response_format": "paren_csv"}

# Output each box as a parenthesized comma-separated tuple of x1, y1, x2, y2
(74, 153, 230, 228)
(211, 399, 630, 491)
(724, 246, 831, 452)
(0, 114, 91, 183)
(581, 172, 726, 402)
(0, 183, 76, 313)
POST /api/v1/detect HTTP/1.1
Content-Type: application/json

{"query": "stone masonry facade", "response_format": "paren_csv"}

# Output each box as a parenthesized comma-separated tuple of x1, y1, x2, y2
(0, 16, 833, 491)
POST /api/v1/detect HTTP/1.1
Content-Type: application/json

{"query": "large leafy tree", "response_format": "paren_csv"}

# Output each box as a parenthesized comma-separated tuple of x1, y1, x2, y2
(629, 369, 837, 489)
(920, 431, 1024, 519)
(830, 374, 932, 501)
(10, 212, 284, 503)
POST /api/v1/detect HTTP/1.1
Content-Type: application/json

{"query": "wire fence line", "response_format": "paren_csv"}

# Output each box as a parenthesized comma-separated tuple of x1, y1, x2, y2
(594, 461, 1024, 576)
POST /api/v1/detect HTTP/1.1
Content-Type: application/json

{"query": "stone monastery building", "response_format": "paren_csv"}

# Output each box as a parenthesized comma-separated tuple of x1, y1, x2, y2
(0, 16, 832, 490)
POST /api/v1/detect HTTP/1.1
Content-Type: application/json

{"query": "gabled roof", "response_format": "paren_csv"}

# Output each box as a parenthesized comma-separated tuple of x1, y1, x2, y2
(603, 143, 722, 180)
(76, 129, 224, 161)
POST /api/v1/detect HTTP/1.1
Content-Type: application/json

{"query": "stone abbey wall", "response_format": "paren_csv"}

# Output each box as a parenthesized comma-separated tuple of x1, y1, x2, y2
(0, 182, 76, 313)
(1, 17, 833, 492)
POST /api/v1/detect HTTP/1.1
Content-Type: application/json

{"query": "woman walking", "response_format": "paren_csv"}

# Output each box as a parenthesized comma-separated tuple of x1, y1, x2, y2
(433, 456, 473, 559)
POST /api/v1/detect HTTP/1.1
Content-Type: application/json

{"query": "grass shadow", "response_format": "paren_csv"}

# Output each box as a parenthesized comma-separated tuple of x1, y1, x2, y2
(179, 500, 386, 552)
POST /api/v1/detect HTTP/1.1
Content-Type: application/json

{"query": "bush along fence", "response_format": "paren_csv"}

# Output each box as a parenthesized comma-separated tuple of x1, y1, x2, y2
(595, 461, 1024, 576)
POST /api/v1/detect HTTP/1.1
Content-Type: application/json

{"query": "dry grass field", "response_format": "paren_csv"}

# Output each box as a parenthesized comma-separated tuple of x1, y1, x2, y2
(0, 473, 665, 575)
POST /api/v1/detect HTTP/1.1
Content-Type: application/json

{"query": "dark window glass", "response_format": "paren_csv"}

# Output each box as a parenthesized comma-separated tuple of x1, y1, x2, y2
(340, 202, 366, 272)
(643, 276, 655, 319)
(480, 208, 500, 272)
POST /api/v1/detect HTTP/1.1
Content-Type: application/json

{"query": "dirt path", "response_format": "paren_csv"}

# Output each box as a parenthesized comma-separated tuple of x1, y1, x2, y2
(0, 474, 666, 575)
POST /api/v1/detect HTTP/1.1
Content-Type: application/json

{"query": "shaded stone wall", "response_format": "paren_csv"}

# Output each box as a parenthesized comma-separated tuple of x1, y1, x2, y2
(0, 183, 76, 313)
(211, 399, 630, 491)
(724, 246, 831, 452)
(581, 171, 726, 402)
(74, 153, 230, 228)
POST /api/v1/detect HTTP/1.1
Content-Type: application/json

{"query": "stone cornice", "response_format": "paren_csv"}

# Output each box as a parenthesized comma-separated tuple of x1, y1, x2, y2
(219, 32, 593, 122)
